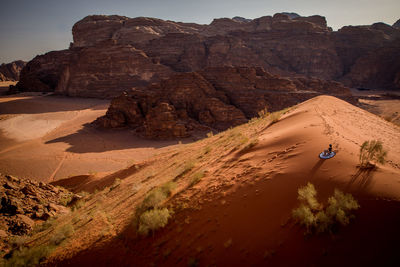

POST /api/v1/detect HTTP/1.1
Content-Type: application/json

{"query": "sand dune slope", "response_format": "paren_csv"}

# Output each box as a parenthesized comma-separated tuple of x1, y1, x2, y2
(27, 96, 400, 266)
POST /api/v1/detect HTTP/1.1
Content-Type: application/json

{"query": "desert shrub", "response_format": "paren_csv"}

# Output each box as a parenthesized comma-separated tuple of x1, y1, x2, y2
(325, 189, 360, 226)
(359, 140, 387, 167)
(49, 224, 74, 245)
(189, 171, 204, 187)
(138, 208, 170, 235)
(240, 138, 259, 152)
(269, 112, 282, 124)
(4, 245, 53, 267)
(140, 182, 176, 212)
(297, 183, 320, 210)
(292, 183, 359, 234)
(141, 189, 167, 211)
(162, 181, 176, 195)
(184, 161, 195, 173)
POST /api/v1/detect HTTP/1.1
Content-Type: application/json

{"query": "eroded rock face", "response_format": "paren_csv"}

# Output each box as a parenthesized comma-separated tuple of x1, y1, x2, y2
(0, 60, 26, 81)
(95, 67, 353, 138)
(16, 13, 400, 97)
(55, 42, 173, 98)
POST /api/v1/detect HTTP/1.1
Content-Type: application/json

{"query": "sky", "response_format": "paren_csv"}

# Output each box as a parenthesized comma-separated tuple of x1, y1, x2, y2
(0, 0, 399, 64)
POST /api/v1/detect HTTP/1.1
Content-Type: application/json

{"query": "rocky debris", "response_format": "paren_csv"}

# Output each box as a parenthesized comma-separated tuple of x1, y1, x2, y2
(14, 14, 400, 97)
(0, 60, 26, 81)
(95, 66, 354, 138)
(0, 173, 78, 253)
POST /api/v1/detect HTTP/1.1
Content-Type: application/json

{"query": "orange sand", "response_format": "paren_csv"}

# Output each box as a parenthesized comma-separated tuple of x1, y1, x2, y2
(46, 96, 400, 266)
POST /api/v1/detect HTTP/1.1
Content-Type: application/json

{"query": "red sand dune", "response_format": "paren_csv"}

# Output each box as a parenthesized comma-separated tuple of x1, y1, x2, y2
(46, 96, 400, 266)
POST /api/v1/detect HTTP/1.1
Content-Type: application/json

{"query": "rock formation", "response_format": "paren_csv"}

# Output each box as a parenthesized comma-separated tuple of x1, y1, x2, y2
(393, 19, 400, 29)
(0, 174, 79, 254)
(14, 13, 400, 97)
(0, 60, 26, 81)
(17, 50, 73, 92)
(95, 66, 354, 138)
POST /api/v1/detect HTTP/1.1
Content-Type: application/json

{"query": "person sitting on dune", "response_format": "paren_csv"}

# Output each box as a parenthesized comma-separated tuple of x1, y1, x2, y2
(320, 144, 335, 159)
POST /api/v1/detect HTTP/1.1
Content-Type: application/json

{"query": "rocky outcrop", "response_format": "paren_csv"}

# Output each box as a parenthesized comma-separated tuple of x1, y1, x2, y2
(16, 50, 73, 92)
(0, 60, 26, 81)
(15, 13, 400, 96)
(393, 19, 400, 29)
(95, 67, 353, 138)
(0, 173, 79, 254)
(55, 42, 173, 98)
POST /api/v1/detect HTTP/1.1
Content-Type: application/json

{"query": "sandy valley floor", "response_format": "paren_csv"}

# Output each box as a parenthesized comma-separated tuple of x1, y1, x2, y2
(0, 93, 183, 182)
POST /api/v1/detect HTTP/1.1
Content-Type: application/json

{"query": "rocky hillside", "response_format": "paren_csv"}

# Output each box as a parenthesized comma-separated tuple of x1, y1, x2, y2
(95, 66, 354, 138)
(0, 174, 79, 256)
(14, 13, 400, 97)
(0, 60, 26, 81)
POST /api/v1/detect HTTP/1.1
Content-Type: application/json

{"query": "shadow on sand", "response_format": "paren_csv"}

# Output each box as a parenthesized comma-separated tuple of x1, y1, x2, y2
(51, 162, 148, 193)
(45, 123, 190, 154)
(347, 165, 376, 190)
(310, 158, 326, 178)
(0, 95, 108, 115)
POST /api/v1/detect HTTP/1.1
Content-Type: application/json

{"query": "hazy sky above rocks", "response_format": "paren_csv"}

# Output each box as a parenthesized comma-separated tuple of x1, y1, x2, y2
(0, 0, 399, 63)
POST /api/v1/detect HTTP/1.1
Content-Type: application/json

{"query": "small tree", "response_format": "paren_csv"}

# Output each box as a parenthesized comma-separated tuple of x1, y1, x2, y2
(359, 140, 387, 167)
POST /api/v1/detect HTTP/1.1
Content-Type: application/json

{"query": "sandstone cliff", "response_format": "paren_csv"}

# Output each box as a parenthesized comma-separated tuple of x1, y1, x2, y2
(94, 67, 354, 138)
(0, 60, 26, 81)
(15, 13, 400, 97)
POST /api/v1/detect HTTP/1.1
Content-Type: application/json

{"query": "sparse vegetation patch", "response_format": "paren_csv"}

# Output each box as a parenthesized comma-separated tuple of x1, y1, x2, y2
(189, 171, 204, 187)
(292, 183, 359, 234)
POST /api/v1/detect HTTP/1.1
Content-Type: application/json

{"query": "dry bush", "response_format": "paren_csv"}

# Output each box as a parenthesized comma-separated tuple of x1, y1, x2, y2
(140, 181, 176, 212)
(325, 189, 360, 226)
(189, 171, 204, 187)
(292, 183, 359, 234)
(138, 208, 171, 235)
(4, 245, 52, 267)
(4, 225, 74, 267)
(49, 224, 74, 245)
(359, 140, 387, 167)
(269, 112, 282, 124)
(240, 138, 259, 152)
(297, 183, 321, 210)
